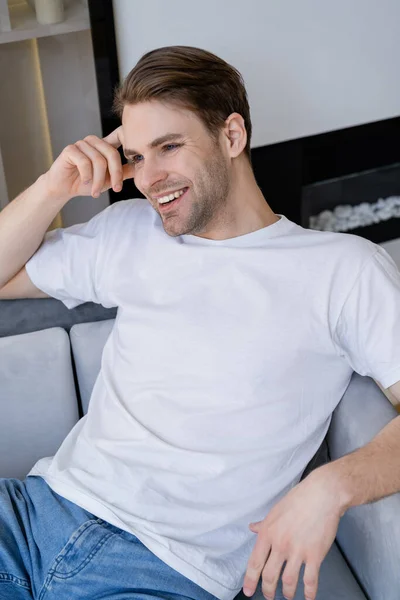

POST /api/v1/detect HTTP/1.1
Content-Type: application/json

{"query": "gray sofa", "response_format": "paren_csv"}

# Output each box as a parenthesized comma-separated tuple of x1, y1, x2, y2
(1, 297, 399, 600)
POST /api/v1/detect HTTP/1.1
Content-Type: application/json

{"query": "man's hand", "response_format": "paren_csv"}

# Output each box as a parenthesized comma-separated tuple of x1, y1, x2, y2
(42, 127, 134, 203)
(243, 469, 342, 600)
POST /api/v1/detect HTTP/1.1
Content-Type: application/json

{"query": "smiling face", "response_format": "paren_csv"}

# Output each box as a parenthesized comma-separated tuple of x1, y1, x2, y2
(122, 101, 231, 237)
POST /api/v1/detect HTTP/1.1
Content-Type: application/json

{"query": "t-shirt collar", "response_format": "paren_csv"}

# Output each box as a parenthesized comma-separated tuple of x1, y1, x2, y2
(180, 215, 294, 247)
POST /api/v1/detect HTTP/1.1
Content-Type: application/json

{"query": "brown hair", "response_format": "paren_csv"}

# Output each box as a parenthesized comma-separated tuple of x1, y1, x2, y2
(113, 46, 252, 163)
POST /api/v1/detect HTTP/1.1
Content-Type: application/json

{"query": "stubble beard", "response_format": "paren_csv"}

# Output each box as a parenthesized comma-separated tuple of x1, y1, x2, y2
(161, 150, 231, 238)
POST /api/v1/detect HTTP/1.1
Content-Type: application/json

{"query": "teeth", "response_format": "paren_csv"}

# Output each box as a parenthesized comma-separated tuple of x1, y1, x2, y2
(158, 188, 185, 204)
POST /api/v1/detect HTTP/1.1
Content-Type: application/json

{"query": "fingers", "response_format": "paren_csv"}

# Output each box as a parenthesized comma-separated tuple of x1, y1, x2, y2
(102, 127, 135, 182)
(243, 537, 271, 597)
(49, 127, 133, 201)
(77, 130, 134, 193)
(260, 550, 284, 600)
(303, 562, 320, 600)
(103, 125, 124, 149)
(244, 541, 320, 600)
(75, 136, 123, 196)
(64, 144, 93, 187)
(281, 557, 302, 600)
(74, 140, 107, 197)
(122, 162, 135, 182)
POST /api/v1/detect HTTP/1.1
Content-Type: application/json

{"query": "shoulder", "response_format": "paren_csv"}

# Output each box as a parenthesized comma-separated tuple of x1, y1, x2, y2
(290, 222, 380, 270)
(284, 224, 387, 310)
(95, 198, 156, 236)
(323, 229, 378, 263)
(100, 197, 150, 222)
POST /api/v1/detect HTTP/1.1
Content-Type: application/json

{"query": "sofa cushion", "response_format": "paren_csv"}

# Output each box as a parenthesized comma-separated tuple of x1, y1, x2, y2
(0, 327, 79, 479)
(70, 319, 115, 414)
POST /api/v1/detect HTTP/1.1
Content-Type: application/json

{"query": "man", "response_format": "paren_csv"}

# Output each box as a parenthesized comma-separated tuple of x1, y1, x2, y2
(0, 46, 399, 600)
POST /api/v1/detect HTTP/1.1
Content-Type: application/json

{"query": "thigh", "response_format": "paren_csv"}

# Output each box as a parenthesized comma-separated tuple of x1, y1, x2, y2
(0, 476, 94, 600)
(0, 478, 34, 599)
(1, 479, 218, 600)
(39, 519, 219, 600)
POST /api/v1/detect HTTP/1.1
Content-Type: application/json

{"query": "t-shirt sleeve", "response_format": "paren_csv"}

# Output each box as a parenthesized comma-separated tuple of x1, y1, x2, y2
(25, 203, 117, 310)
(333, 245, 400, 389)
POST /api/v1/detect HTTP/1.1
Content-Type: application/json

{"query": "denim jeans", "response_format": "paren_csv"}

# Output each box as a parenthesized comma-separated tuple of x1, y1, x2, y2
(0, 476, 220, 600)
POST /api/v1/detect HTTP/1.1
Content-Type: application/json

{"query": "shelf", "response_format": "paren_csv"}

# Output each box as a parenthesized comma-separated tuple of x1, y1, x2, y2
(0, 0, 109, 226)
(0, 0, 90, 45)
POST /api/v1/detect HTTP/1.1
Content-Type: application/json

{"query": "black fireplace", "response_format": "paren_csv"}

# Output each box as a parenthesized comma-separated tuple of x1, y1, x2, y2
(251, 117, 400, 244)
(303, 162, 400, 243)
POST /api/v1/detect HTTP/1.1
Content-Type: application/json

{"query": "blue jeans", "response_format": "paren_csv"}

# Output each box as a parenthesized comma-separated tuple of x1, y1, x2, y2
(0, 476, 220, 600)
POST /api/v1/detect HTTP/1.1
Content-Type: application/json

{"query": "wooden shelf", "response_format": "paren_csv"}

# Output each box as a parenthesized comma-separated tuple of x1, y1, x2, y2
(0, 0, 90, 45)
(0, 1, 109, 225)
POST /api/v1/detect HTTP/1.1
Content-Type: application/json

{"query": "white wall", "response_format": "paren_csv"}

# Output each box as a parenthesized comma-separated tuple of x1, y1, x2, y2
(112, 0, 400, 148)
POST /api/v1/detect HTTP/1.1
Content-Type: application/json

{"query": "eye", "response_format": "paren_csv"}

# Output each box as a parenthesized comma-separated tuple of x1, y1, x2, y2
(162, 143, 181, 152)
(127, 144, 180, 165)
(128, 154, 143, 165)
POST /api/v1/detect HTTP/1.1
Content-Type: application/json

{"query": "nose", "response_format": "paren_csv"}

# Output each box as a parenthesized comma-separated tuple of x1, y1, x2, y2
(137, 157, 168, 194)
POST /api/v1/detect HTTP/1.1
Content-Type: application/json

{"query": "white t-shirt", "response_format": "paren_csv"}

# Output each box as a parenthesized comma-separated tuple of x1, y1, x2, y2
(25, 198, 400, 600)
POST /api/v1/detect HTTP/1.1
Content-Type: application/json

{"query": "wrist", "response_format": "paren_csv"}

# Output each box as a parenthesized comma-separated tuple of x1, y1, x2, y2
(309, 461, 354, 516)
(36, 173, 72, 208)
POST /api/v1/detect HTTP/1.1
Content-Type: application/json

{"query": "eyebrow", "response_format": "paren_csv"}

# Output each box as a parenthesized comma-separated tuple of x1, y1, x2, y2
(123, 133, 185, 158)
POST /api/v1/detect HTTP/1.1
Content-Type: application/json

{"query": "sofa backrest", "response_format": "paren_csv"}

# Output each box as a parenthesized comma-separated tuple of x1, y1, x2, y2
(0, 297, 117, 338)
(0, 327, 80, 478)
(0, 298, 116, 479)
(70, 319, 115, 414)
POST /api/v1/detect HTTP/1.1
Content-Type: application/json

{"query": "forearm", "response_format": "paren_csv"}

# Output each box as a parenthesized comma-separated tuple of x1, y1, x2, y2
(315, 415, 400, 513)
(0, 174, 68, 288)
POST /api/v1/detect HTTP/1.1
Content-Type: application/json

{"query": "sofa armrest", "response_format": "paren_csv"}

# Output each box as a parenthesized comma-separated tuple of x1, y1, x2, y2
(0, 298, 117, 338)
(328, 372, 400, 598)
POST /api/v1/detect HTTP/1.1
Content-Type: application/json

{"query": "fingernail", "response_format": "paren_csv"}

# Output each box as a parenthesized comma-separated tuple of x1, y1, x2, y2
(243, 588, 252, 597)
(114, 184, 122, 192)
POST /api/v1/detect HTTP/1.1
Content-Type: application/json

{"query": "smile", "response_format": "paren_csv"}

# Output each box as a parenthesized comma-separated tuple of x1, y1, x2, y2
(157, 188, 187, 205)
(156, 187, 189, 213)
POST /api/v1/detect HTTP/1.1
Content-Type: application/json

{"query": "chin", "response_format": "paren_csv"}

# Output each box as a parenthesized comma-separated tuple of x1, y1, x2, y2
(160, 216, 191, 237)
(163, 224, 186, 237)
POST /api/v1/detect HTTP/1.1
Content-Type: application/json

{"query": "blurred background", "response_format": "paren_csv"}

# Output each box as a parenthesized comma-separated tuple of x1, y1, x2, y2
(0, 0, 399, 262)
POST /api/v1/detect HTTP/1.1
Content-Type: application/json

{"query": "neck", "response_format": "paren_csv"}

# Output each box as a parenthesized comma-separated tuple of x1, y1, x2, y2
(195, 157, 279, 240)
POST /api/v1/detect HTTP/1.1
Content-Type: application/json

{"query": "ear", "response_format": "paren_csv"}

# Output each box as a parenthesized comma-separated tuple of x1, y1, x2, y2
(222, 113, 248, 159)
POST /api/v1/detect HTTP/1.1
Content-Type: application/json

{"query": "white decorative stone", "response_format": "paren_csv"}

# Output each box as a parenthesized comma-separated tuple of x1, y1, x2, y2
(309, 196, 400, 232)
